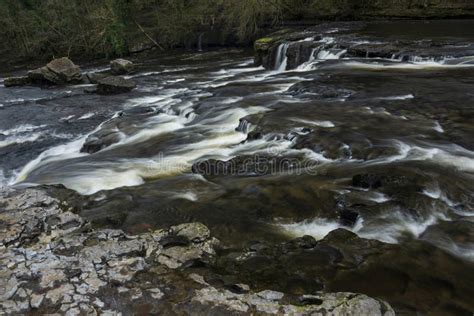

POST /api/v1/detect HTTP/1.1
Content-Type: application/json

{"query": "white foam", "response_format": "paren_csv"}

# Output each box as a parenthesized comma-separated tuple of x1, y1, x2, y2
(58, 168, 145, 195)
(422, 183, 456, 207)
(280, 218, 345, 241)
(13, 136, 88, 183)
(317, 49, 347, 60)
(0, 124, 47, 136)
(78, 112, 96, 120)
(12, 113, 121, 184)
(290, 118, 335, 128)
(0, 133, 43, 148)
(377, 141, 474, 173)
(60, 115, 75, 121)
(358, 212, 439, 244)
(366, 192, 391, 203)
(378, 94, 414, 101)
(171, 191, 198, 201)
(433, 121, 445, 133)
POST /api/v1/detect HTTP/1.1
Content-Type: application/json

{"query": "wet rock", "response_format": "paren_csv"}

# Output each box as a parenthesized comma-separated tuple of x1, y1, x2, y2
(347, 43, 401, 59)
(192, 155, 306, 178)
(352, 174, 408, 189)
(339, 208, 360, 227)
(254, 37, 280, 68)
(80, 130, 123, 154)
(97, 76, 137, 94)
(110, 58, 135, 75)
(286, 41, 317, 69)
(3, 76, 31, 87)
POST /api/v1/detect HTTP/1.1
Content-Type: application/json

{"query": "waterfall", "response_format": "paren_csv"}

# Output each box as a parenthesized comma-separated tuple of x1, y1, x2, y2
(317, 48, 347, 60)
(274, 43, 290, 71)
(236, 118, 251, 133)
(296, 48, 318, 71)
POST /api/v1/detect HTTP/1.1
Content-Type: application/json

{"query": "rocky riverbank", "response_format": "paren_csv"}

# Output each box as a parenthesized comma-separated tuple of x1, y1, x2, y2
(0, 188, 395, 315)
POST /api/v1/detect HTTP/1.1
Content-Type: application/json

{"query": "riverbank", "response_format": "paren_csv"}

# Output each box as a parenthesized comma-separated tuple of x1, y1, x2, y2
(1, 0, 474, 68)
(0, 187, 395, 315)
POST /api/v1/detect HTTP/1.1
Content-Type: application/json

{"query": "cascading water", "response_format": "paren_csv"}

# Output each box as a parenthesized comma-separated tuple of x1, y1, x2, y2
(274, 43, 290, 71)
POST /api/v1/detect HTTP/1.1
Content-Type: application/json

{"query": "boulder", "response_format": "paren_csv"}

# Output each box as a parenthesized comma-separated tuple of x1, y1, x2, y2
(27, 57, 82, 85)
(97, 76, 136, 94)
(110, 58, 135, 75)
(3, 76, 31, 87)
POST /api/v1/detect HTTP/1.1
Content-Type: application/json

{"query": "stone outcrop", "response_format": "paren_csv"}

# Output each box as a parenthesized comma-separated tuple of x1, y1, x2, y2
(97, 76, 137, 94)
(0, 188, 219, 314)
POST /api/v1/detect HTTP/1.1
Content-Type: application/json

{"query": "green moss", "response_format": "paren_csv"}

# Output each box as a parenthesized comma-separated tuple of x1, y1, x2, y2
(255, 37, 274, 44)
(254, 37, 276, 51)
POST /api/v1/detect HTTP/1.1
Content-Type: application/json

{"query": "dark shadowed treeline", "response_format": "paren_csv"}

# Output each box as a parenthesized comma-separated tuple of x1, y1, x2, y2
(1, 0, 473, 62)
(0, 0, 301, 60)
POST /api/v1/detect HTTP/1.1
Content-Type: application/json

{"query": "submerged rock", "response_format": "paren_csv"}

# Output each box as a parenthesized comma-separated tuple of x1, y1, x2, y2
(110, 58, 135, 75)
(97, 76, 137, 94)
(80, 129, 123, 154)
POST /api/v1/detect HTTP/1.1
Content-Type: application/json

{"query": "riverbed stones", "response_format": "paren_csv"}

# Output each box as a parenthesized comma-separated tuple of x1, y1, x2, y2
(97, 76, 137, 94)
(110, 58, 135, 75)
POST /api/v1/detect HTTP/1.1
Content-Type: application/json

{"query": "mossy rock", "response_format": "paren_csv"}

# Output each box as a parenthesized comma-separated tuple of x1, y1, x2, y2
(254, 37, 276, 51)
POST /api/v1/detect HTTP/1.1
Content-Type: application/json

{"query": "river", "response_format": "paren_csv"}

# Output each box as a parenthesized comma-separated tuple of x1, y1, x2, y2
(1, 20, 474, 313)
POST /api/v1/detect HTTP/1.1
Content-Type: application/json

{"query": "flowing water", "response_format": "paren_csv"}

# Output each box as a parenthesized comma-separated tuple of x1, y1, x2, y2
(1, 20, 474, 312)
